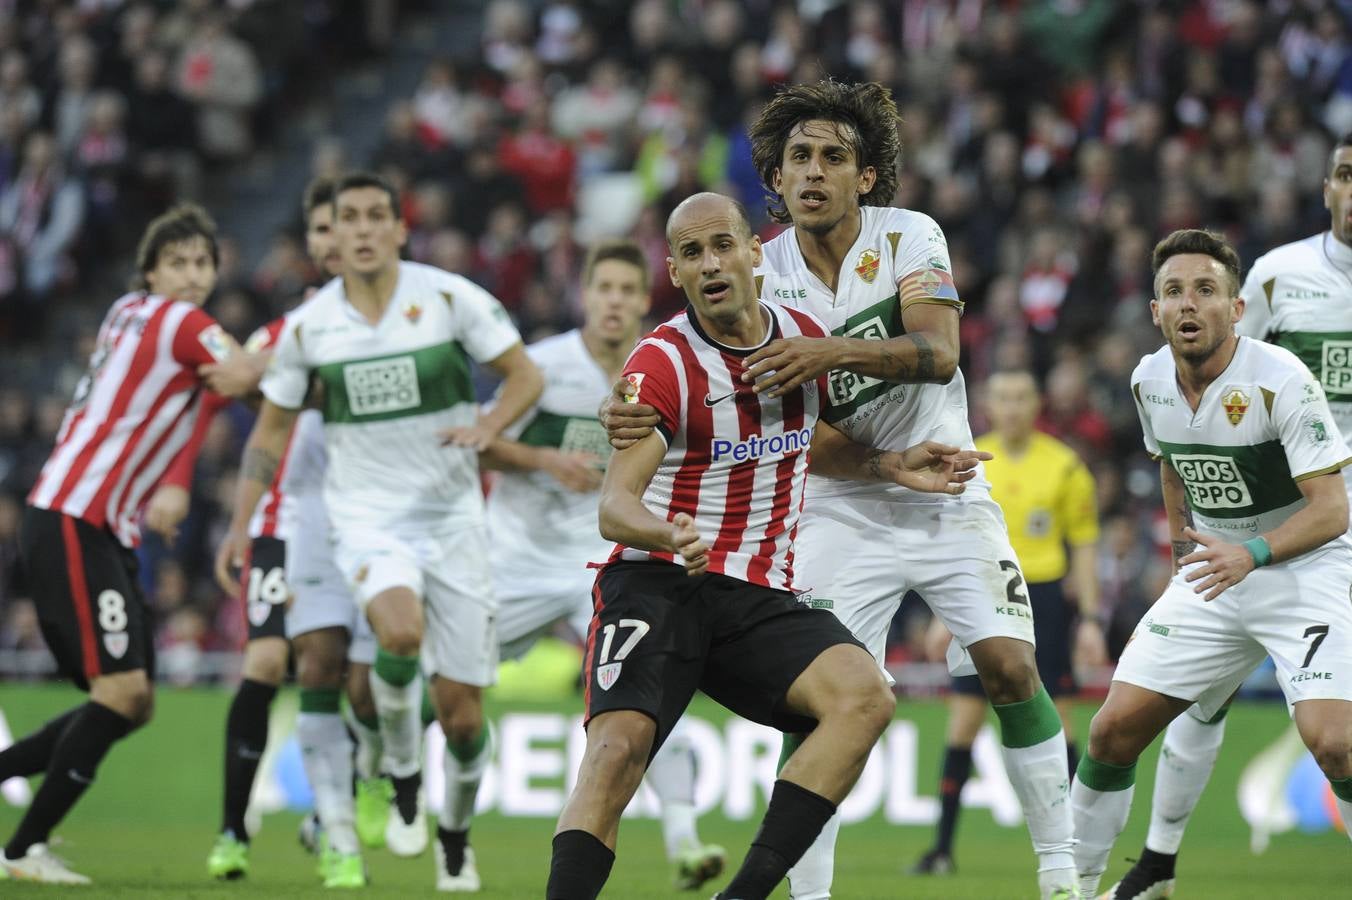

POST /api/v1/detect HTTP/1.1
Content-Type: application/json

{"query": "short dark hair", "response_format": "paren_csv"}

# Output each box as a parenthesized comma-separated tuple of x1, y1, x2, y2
(303, 176, 336, 217)
(1328, 132, 1352, 177)
(135, 203, 219, 288)
(749, 79, 902, 224)
(333, 171, 401, 219)
(1151, 228, 1241, 295)
(583, 239, 649, 287)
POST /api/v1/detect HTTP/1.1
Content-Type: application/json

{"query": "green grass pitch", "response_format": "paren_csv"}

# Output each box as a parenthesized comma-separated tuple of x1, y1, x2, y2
(1, 684, 1346, 898)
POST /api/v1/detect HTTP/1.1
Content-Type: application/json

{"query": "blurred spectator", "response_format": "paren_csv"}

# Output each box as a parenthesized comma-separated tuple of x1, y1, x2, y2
(498, 97, 577, 216)
(0, 130, 84, 303)
(175, 13, 262, 160)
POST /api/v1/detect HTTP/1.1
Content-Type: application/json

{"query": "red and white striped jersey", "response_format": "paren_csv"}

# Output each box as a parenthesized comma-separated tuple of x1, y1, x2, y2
(608, 302, 827, 590)
(28, 292, 234, 547)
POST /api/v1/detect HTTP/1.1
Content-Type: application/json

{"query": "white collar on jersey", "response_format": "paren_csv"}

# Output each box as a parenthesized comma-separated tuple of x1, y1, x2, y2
(1324, 230, 1352, 270)
(684, 301, 780, 356)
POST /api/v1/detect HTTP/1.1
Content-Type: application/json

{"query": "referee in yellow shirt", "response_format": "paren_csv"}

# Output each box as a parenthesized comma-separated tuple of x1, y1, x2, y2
(912, 368, 1107, 876)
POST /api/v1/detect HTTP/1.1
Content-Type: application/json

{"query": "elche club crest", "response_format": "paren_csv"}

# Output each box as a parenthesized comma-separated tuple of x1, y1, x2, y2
(854, 248, 880, 283)
(403, 302, 422, 324)
(596, 662, 622, 691)
(1221, 387, 1249, 426)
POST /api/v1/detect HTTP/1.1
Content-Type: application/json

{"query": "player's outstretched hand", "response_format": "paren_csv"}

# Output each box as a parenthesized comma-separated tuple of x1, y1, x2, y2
(671, 512, 708, 577)
(198, 351, 266, 398)
(1073, 619, 1108, 669)
(1179, 525, 1255, 601)
(439, 423, 497, 452)
(215, 525, 249, 597)
(600, 377, 659, 450)
(894, 442, 993, 494)
(543, 450, 604, 492)
(144, 484, 190, 543)
(742, 336, 838, 399)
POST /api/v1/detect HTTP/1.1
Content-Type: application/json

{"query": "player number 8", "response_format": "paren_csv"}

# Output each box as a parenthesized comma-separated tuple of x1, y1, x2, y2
(97, 590, 128, 633)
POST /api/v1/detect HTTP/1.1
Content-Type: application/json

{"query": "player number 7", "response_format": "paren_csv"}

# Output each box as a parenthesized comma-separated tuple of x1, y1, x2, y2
(1300, 624, 1330, 669)
(597, 618, 651, 666)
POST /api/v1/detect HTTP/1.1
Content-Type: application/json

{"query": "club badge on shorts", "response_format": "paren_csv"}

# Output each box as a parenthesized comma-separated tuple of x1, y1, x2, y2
(104, 632, 129, 659)
(596, 662, 621, 691)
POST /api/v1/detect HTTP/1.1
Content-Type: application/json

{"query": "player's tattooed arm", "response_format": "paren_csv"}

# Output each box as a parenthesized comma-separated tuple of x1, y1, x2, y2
(834, 301, 958, 385)
(241, 446, 280, 486)
(217, 400, 299, 595)
(809, 422, 990, 493)
(1160, 460, 1197, 572)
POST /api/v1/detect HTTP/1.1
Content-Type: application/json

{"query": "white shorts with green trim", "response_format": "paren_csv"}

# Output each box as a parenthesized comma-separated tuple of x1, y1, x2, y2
(334, 523, 498, 687)
(794, 490, 1036, 679)
(1113, 550, 1352, 720)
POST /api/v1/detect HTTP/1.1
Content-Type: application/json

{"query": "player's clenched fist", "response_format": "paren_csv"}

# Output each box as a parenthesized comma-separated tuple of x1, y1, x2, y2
(670, 512, 708, 576)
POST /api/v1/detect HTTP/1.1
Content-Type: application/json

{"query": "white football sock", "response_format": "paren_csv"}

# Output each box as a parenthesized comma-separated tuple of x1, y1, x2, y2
(647, 726, 699, 858)
(297, 710, 359, 854)
(1002, 730, 1077, 875)
(785, 813, 838, 900)
(440, 725, 492, 832)
(1146, 712, 1226, 854)
(369, 668, 422, 779)
(1071, 772, 1135, 896)
(343, 707, 383, 780)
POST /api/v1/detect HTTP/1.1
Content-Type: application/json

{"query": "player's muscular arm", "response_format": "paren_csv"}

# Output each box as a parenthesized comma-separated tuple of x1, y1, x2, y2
(599, 378, 661, 450)
(598, 431, 708, 575)
(440, 343, 544, 451)
(841, 301, 959, 384)
(808, 421, 991, 494)
(1161, 460, 1196, 572)
(215, 400, 299, 594)
(479, 438, 602, 493)
(1180, 470, 1349, 601)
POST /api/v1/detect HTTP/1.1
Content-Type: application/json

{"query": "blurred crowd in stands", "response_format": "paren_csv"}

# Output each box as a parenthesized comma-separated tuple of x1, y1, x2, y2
(2, 0, 1350, 686)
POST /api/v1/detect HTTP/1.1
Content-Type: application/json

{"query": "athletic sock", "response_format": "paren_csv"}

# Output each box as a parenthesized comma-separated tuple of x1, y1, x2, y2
(221, 678, 277, 840)
(546, 829, 615, 900)
(1071, 753, 1137, 896)
(646, 727, 699, 858)
(369, 650, 422, 779)
(4, 702, 133, 860)
(440, 725, 491, 832)
(438, 825, 468, 875)
(344, 707, 383, 781)
(992, 687, 1076, 877)
(933, 745, 973, 855)
(1133, 846, 1177, 880)
(0, 706, 81, 780)
(297, 688, 359, 854)
(723, 779, 836, 899)
(1330, 776, 1352, 840)
(1145, 712, 1227, 854)
(779, 733, 835, 899)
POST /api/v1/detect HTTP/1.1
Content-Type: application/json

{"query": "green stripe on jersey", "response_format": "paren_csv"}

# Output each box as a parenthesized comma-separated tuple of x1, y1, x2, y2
(1156, 438, 1301, 519)
(517, 410, 612, 460)
(1272, 331, 1352, 398)
(824, 293, 902, 421)
(316, 341, 473, 424)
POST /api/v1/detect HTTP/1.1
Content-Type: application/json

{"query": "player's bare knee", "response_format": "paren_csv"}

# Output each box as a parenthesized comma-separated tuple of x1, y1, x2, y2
(583, 728, 651, 782)
(242, 637, 289, 685)
(377, 624, 422, 657)
(441, 708, 485, 748)
(295, 652, 343, 691)
(1085, 709, 1139, 766)
(977, 651, 1038, 706)
(1306, 731, 1352, 780)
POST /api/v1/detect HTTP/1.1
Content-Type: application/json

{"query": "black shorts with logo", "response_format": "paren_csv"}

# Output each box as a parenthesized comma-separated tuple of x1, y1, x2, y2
(20, 506, 155, 690)
(953, 578, 1076, 698)
(241, 536, 289, 641)
(584, 560, 867, 758)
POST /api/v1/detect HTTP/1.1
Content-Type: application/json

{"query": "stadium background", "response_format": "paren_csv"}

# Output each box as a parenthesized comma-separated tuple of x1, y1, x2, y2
(0, 0, 1349, 896)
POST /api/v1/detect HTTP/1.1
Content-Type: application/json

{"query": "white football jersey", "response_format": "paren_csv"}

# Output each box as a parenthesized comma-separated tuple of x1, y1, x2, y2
(261, 261, 522, 536)
(757, 205, 984, 503)
(1132, 337, 1352, 561)
(1237, 230, 1352, 438)
(486, 329, 613, 586)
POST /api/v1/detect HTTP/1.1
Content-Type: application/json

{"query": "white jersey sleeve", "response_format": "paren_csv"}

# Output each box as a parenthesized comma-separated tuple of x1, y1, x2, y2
(445, 274, 522, 364)
(1236, 256, 1273, 340)
(1272, 367, 1352, 480)
(260, 316, 309, 410)
(1131, 357, 1163, 459)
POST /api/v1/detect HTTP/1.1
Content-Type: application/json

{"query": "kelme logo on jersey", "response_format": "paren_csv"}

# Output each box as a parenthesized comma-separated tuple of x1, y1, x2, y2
(1322, 340, 1352, 394)
(343, 355, 420, 416)
(1173, 454, 1254, 509)
(827, 315, 887, 405)
(712, 427, 812, 463)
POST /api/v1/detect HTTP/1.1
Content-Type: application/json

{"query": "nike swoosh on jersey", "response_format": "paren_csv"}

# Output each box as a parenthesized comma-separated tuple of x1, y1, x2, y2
(704, 391, 736, 406)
